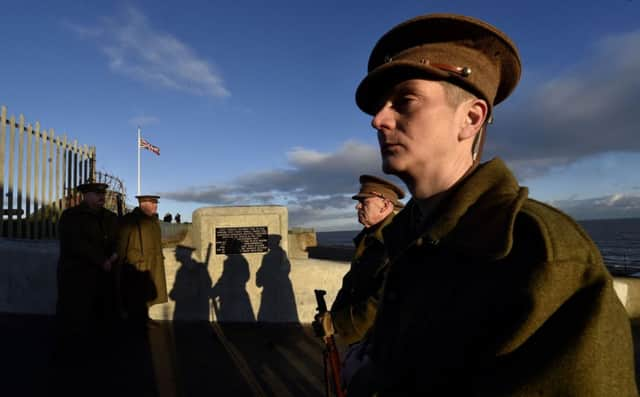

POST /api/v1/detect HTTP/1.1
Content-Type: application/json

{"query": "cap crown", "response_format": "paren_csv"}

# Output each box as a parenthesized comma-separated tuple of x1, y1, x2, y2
(76, 182, 108, 193)
(356, 13, 521, 115)
(352, 174, 405, 208)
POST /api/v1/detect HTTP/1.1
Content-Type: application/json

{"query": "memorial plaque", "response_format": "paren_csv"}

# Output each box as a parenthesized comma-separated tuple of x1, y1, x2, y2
(215, 226, 268, 254)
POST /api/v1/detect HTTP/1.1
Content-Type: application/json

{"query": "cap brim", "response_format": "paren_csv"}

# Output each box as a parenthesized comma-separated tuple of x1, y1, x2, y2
(353, 193, 404, 208)
(356, 61, 458, 115)
(352, 193, 376, 200)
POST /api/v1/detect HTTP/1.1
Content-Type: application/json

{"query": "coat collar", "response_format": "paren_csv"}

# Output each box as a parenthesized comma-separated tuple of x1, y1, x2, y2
(353, 211, 395, 247)
(384, 158, 529, 261)
(132, 206, 154, 219)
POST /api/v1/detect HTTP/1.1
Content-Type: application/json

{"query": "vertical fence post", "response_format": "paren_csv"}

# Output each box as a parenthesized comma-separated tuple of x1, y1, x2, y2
(48, 129, 55, 238)
(88, 145, 95, 182)
(7, 115, 16, 238)
(40, 129, 47, 238)
(60, 135, 68, 214)
(33, 122, 41, 239)
(72, 140, 78, 193)
(25, 122, 33, 239)
(0, 106, 7, 237)
(55, 134, 61, 237)
(66, 140, 72, 207)
(17, 115, 25, 238)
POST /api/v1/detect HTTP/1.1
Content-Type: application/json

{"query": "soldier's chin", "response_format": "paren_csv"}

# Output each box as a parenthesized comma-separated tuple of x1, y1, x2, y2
(381, 157, 401, 175)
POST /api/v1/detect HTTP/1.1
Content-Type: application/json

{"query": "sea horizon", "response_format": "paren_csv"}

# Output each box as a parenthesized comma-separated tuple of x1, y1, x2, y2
(316, 217, 640, 274)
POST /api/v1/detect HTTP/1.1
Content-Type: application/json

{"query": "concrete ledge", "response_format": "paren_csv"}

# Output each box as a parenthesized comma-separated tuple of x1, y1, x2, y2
(3, 237, 640, 323)
(0, 238, 348, 323)
(152, 247, 347, 323)
(0, 239, 58, 315)
(288, 228, 317, 259)
(614, 277, 640, 319)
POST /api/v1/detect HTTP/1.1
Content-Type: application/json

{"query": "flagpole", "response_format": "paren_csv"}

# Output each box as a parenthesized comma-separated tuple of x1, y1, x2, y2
(137, 126, 141, 196)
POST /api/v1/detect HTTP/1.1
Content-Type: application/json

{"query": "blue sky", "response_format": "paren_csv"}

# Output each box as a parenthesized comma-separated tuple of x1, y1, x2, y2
(1, 0, 639, 230)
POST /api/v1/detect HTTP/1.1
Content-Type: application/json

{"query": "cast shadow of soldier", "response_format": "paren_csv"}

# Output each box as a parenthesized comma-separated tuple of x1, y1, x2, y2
(167, 236, 326, 396)
(169, 242, 256, 395)
(232, 234, 325, 396)
(256, 234, 298, 322)
(211, 238, 256, 322)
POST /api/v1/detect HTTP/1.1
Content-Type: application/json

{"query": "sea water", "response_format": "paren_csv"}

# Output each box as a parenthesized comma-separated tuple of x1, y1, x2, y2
(317, 218, 640, 275)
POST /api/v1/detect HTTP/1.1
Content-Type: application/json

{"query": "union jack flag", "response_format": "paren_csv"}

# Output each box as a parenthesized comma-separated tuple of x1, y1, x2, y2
(140, 137, 160, 156)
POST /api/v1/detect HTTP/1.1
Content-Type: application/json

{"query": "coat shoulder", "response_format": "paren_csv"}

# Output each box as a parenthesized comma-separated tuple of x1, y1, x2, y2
(517, 198, 602, 265)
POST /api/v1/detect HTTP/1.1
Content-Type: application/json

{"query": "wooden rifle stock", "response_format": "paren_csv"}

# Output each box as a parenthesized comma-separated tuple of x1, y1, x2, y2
(314, 289, 346, 397)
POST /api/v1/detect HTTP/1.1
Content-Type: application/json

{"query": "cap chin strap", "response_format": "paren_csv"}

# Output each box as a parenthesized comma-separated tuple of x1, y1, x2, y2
(471, 113, 493, 167)
(461, 117, 490, 181)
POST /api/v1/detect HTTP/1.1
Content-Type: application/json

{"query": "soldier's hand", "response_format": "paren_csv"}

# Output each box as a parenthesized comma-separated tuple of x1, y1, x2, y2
(317, 312, 335, 338)
(101, 260, 112, 272)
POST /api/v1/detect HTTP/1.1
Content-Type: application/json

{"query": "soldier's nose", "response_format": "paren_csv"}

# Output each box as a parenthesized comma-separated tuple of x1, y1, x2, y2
(371, 103, 394, 132)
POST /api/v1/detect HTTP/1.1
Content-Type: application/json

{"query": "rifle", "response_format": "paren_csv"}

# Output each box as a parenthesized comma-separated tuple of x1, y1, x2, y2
(314, 289, 346, 397)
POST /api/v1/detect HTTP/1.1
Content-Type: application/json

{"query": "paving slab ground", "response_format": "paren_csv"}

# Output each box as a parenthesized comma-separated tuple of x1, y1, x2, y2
(2, 313, 639, 396)
(0, 313, 329, 397)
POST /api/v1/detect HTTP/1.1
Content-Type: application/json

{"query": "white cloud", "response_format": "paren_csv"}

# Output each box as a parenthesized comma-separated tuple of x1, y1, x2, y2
(550, 193, 640, 220)
(162, 140, 403, 229)
(486, 29, 640, 179)
(67, 6, 229, 98)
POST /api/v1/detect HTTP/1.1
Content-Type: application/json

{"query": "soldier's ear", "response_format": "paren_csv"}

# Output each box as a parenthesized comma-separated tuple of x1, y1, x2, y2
(383, 199, 393, 212)
(459, 98, 488, 141)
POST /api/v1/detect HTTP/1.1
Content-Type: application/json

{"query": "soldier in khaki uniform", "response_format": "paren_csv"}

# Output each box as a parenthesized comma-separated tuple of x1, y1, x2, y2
(117, 195, 168, 325)
(345, 14, 638, 396)
(55, 182, 119, 367)
(317, 175, 404, 346)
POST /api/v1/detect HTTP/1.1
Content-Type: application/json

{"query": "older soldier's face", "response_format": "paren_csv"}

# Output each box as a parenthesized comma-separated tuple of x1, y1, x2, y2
(140, 200, 158, 216)
(371, 79, 472, 198)
(84, 191, 106, 209)
(355, 196, 388, 228)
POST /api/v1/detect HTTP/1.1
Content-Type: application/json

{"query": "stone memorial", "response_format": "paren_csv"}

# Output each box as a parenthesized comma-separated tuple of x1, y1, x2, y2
(181, 205, 298, 322)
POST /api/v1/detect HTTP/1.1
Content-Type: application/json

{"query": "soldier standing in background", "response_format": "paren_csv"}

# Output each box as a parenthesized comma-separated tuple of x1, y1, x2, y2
(117, 195, 168, 327)
(315, 175, 404, 346)
(54, 182, 119, 389)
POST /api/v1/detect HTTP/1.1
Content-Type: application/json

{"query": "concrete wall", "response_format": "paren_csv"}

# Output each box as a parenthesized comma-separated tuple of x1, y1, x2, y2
(151, 246, 346, 323)
(0, 237, 348, 323)
(0, 239, 58, 315)
(614, 277, 640, 319)
(3, 236, 640, 323)
(287, 227, 317, 259)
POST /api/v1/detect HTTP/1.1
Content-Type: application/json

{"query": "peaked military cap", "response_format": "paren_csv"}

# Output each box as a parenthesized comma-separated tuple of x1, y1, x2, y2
(352, 174, 405, 208)
(135, 195, 160, 203)
(76, 182, 108, 193)
(356, 13, 522, 115)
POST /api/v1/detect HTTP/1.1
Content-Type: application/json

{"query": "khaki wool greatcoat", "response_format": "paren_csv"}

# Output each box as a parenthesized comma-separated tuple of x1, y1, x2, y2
(366, 158, 638, 396)
(117, 207, 168, 311)
(331, 213, 394, 345)
(56, 202, 119, 332)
